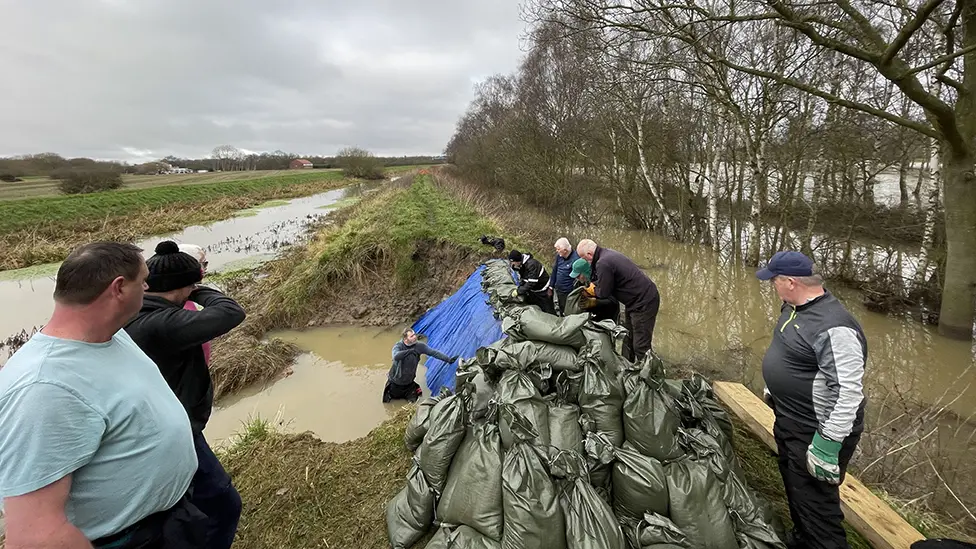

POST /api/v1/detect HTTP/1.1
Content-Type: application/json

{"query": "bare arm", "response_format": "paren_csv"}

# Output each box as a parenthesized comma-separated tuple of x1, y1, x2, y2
(4, 475, 93, 549)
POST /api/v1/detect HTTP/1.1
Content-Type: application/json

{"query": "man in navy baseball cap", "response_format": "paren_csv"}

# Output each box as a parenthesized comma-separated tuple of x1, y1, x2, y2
(757, 249, 869, 549)
(756, 250, 815, 280)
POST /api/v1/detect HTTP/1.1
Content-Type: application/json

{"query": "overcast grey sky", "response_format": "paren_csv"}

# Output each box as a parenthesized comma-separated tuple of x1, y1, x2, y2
(0, 0, 527, 161)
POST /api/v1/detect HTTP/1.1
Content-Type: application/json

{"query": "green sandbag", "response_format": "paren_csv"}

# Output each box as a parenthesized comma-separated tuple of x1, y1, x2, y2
(501, 410, 567, 549)
(502, 309, 588, 349)
(425, 526, 451, 549)
(622, 355, 682, 461)
(548, 401, 583, 454)
(386, 461, 435, 549)
(581, 320, 626, 369)
(560, 476, 626, 549)
(612, 442, 669, 520)
(437, 422, 504, 540)
(489, 340, 580, 372)
(450, 525, 502, 549)
(679, 375, 735, 457)
(578, 343, 625, 447)
(498, 369, 550, 450)
(723, 472, 786, 548)
(405, 392, 446, 452)
(417, 393, 467, 493)
(620, 513, 690, 548)
(666, 458, 737, 549)
(563, 286, 584, 316)
(581, 431, 615, 504)
(679, 428, 743, 483)
(457, 366, 495, 421)
(548, 377, 583, 454)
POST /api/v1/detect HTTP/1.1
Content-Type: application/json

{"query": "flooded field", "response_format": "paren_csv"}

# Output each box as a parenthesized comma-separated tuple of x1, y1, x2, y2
(592, 227, 975, 418)
(205, 324, 424, 446)
(0, 182, 379, 363)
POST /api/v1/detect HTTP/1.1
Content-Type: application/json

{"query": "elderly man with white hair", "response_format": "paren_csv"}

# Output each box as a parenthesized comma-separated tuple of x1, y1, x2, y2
(551, 237, 580, 315)
(576, 238, 660, 362)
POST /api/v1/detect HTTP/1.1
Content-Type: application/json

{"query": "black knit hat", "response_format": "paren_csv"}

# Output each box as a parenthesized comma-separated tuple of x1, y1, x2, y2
(146, 240, 203, 292)
(508, 250, 523, 263)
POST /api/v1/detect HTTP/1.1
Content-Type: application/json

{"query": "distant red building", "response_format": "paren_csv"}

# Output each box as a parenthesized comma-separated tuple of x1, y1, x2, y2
(289, 159, 313, 169)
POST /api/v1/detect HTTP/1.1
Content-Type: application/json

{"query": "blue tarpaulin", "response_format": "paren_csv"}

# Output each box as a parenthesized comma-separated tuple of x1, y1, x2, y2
(413, 264, 507, 393)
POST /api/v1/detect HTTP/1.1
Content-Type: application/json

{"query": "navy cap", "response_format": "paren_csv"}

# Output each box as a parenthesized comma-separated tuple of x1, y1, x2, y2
(756, 251, 814, 280)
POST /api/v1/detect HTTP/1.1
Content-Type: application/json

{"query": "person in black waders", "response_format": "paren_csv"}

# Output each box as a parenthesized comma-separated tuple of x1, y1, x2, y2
(125, 241, 247, 549)
(757, 251, 868, 549)
(384, 328, 458, 403)
(508, 249, 557, 315)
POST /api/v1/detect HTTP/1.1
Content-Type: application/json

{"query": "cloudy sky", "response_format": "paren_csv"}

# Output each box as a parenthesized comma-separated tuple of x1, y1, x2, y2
(1, 0, 527, 161)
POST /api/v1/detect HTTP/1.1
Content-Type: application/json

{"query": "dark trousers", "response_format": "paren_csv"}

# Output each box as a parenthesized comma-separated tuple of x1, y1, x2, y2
(92, 495, 209, 549)
(774, 417, 860, 549)
(383, 380, 422, 402)
(191, 431, 242, 549)
(556, 290, 569, 315)
(622, 294, 660, 362)
(526, 290, 557, 315)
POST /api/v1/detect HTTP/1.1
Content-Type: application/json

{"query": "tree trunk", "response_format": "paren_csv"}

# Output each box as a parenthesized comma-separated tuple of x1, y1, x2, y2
(915, 139, 941, 288)
(898, 158, 910, 205)
(937, 153, 976, 340)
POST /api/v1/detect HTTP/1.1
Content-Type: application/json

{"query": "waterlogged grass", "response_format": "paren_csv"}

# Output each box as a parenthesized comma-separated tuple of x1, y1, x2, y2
(0, 172, 355, 271)
(0, 172, 342, 234)
(0, 261, 61, 281)
(221, 408, 414, 549)
(263, 174, 525, 326)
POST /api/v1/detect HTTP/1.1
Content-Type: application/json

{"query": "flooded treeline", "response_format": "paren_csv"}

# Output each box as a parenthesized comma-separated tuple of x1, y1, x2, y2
(445, 0, 976, 339)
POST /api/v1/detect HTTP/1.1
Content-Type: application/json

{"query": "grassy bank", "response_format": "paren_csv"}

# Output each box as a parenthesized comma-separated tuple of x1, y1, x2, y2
(252, 173, 533, 330)
(0, 172, 353, 270)
(206, 171, 530, 401)
(220, 409, 414, 549)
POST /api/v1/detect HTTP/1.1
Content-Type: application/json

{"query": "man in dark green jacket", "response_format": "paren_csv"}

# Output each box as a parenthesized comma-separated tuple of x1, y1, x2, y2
(124, 240, 246, 549)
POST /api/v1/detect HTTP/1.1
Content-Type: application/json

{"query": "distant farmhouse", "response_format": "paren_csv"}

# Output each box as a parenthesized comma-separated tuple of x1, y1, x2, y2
(289, 158, 313, 169)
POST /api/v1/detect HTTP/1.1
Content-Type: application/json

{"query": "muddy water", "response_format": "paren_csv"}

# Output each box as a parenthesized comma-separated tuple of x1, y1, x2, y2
(591, 227, 976, 417)
(203, 324, 428, 446)
(0, 182, 379, 363)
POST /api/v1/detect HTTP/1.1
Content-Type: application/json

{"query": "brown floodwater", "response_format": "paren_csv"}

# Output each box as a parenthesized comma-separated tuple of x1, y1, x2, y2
(203, 324, 426, 446)
(590, 227, 975, 418)
(0, 182, 380, 363)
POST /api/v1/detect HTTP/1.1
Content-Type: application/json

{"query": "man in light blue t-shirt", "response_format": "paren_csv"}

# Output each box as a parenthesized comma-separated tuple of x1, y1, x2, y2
(0, 242, 201, 548)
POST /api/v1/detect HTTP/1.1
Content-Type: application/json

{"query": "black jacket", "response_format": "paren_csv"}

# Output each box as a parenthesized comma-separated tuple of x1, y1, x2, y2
(513, 253, 551, 295)
(124, 287, 246, 432)
(591, 246, 658, 311)
(762, 291, 867, 440)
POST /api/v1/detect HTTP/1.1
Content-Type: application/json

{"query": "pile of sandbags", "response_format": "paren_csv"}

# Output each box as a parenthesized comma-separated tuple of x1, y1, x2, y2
(386, 259, 785, 549)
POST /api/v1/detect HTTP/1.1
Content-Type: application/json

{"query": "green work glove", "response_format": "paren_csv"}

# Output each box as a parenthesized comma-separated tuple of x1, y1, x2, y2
(511, 288, 519, 298)
(807, 431, 842, 485)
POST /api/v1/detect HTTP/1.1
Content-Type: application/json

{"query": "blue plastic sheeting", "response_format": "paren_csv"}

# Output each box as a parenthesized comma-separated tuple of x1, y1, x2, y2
(414, 265, 506, 393)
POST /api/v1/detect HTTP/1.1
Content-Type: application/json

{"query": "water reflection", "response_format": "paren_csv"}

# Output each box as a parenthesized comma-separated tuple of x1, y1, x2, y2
(592, 227, 975, 417)
(0, 182, 381, 363)
(204, 324, 419, 446)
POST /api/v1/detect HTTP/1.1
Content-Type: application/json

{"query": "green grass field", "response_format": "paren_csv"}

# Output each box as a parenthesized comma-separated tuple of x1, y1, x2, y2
(0, 170, 343, 201)
(0, 171, 346, 235)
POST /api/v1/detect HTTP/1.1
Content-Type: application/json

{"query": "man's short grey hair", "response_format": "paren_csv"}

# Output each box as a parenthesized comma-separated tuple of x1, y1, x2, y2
(402, 328, 416, 339)
(778, 263, 824, 287)
(554, 237, 571, 251)
(577, 239, 597, 257)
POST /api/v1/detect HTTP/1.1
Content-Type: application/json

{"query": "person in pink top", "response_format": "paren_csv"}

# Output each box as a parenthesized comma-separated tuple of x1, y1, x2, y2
(179, 243, 211, 364)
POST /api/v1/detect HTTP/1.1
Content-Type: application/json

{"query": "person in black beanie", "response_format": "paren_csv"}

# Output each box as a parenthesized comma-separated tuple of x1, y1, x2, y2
(124, 240, 246, 549)
(508, 248, 556, 315)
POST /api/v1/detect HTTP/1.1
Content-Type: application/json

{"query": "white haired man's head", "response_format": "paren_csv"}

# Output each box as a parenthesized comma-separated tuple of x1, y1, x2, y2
(177, 243, 208, 275)
(554, 237, 572, 259)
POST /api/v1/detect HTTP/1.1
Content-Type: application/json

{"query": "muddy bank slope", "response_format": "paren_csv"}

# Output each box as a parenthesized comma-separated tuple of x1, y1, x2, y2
(213, 173, 539, 548)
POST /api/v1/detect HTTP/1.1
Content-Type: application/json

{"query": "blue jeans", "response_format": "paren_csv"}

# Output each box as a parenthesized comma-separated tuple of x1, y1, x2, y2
(191, 432, 241, 549)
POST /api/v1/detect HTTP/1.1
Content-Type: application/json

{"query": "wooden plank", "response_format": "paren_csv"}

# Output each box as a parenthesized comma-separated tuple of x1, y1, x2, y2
(712, 381, 925, 549)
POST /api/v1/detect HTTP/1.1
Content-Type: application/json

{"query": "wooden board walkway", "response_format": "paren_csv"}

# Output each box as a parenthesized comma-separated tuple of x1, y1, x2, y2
(712, 381, 925, 549)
